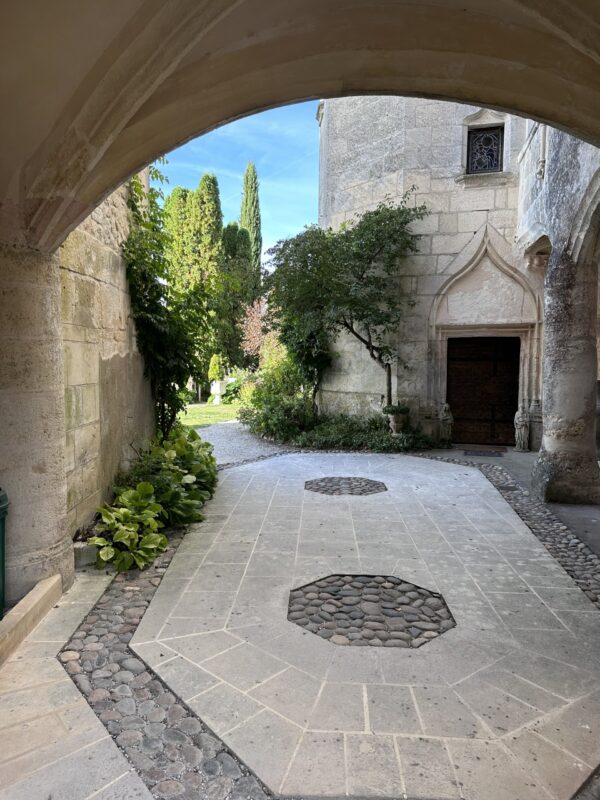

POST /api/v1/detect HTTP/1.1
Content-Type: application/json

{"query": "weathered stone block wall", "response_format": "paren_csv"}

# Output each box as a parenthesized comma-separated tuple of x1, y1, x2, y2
(317, 97, 541, 419)
(516, 123, 600, 368)
(59, 186, 154, 536)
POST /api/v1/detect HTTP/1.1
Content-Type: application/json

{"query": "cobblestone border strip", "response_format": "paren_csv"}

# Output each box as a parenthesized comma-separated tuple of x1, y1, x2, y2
(217, 450, 293, 471)
(418, 454, 600, 609)
(58, 532, 271, 800)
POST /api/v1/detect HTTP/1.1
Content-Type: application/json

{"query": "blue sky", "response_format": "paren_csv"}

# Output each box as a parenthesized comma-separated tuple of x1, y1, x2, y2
(160, 100, 320, 256)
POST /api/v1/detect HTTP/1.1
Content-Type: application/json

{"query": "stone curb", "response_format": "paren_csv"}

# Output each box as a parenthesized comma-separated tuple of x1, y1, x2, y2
(0, 574, 62, 667)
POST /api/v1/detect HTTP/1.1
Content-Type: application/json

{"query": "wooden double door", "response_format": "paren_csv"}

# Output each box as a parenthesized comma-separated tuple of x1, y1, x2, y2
(446, 336, 520, 445)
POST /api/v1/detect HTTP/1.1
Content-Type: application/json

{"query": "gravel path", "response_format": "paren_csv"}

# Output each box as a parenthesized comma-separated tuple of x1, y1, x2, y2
(197, 421, 291, 467)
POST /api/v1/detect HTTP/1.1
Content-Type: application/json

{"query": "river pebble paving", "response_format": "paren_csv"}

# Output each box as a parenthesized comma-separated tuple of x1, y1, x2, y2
(288, 573, 455, 647)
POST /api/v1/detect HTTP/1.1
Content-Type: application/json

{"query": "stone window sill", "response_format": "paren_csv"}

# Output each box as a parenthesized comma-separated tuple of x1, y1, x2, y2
(453, 171, 517, 188)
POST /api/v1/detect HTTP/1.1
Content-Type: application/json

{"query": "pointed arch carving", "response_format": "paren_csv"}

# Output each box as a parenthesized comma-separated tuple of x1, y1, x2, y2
(431, 225, 541, 328)
(427, 225, 543, 416)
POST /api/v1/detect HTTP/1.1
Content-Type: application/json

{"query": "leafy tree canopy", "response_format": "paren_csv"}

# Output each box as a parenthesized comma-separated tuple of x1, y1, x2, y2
(123, 165, 207, 437)
(266, 196, 427, 405)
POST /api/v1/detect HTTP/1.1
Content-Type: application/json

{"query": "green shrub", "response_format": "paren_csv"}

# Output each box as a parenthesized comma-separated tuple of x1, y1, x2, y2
(120, 428, 217, 526)
(89, 482, 168, 572)
(239, 394, 315, 441)
(221, 369, 249, 404)
(382, 403, 410, 415)
(91, 429, 218, 572)
(293, 414, 433, 453)
(238, 340, 315, 441)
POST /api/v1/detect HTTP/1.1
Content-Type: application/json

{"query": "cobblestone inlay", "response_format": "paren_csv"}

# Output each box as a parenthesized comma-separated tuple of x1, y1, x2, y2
(304, 475, 388, 495)
(218, 450, 292, 471)
(58, 533, 270, 800)
(288, 574, 455, 647)
(420, 454, 600, 609)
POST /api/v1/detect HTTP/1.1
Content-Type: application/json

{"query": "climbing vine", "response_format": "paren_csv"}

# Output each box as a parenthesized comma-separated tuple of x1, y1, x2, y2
(123, 164, 207, 437)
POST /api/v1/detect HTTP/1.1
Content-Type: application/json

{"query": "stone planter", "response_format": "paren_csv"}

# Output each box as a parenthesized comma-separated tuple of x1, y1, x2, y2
(387, 412, 409, 434)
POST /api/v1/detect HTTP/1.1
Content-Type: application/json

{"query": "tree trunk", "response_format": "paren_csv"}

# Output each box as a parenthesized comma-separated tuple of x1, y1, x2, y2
(385, 363, 392, 406)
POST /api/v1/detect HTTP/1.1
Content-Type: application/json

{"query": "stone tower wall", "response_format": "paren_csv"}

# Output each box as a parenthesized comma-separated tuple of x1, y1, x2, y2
(317, 97, 541, 423)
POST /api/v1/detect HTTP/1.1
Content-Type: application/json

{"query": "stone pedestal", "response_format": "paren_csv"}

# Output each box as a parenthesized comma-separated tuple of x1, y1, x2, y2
(0, 245, 74, 604)
(532, 249, 600, 504)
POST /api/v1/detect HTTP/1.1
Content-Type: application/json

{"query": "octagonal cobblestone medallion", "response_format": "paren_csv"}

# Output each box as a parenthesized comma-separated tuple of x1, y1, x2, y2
(304, 476, 387, 495)
(288, 574, 455, 647)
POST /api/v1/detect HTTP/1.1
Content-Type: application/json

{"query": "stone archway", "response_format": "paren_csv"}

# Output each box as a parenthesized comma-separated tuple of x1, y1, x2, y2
(1, 1, 600, 601)
(1, 1, 600, 251)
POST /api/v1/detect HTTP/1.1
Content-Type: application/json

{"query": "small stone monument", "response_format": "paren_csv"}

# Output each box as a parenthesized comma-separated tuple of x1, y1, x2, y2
(514, 404, 530, 451)
(439, 403, 454, 445)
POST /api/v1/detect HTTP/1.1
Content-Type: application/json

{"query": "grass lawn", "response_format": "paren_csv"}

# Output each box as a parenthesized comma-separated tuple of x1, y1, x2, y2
(179, 401, 240, 429)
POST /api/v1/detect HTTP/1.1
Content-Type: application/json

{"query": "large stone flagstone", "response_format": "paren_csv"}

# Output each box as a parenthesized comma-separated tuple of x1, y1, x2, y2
(131, 452, 600, 799)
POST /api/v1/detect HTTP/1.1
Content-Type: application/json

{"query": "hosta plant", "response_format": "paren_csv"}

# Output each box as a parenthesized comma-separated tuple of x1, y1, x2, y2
(89, 482, 168, 572)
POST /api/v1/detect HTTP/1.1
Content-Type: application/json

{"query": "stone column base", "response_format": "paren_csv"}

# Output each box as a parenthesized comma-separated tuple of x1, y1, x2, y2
(532, 448, 600, 504)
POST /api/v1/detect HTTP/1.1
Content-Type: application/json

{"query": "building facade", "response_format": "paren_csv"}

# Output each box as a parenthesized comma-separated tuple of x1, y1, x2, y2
(317, 97, 600, 449)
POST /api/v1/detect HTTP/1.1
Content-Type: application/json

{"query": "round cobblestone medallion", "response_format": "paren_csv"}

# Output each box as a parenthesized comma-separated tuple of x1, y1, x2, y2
(288, 574, 455, 647)
(304, 476, 387, 496)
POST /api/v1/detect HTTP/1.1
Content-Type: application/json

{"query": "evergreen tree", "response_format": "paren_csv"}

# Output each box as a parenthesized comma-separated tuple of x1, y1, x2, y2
(222, 222, 253, 302)
(240, 161, 262, 298)
(163, 186, 189, 291)
(184, 173, 224, 291)
(216, 222, 254, 365)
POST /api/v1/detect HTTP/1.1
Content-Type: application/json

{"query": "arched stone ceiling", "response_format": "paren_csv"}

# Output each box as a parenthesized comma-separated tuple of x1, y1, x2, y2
(1, 0, 599, 251)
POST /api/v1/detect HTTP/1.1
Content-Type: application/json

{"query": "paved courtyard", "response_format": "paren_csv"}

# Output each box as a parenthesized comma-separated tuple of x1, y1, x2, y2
(128, 452, 600, 799)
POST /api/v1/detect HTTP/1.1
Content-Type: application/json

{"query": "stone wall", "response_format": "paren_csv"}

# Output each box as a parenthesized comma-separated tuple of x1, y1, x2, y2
(516, 121, 600, 373)
(59, 185, 154, 537)
(317, 97, 543, 427)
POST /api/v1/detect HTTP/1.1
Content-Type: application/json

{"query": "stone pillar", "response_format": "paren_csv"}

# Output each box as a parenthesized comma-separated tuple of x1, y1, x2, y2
(0, 244, 74, 604)
(532, 248, 600, 503)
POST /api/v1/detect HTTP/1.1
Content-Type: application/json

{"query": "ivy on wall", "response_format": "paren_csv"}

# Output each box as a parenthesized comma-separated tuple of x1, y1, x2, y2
(123, 164, 207, 437)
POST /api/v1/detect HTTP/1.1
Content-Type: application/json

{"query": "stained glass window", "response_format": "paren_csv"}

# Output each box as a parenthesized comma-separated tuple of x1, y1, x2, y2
(467, 126, 504, 174)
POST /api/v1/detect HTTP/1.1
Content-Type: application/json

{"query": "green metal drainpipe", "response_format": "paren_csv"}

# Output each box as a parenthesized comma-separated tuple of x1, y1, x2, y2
(0, 488, 8, 619)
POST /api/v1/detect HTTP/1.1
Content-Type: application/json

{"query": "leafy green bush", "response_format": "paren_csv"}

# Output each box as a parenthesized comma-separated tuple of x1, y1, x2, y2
(382, 403, 409, 415)
(239, 394, 315, 441)
(119, 428, 217, 526)
(221, 368, 251, 404)
(91, 429, 218, 572)
(124, 168, 207, 438)
(89, 483, 168, 572)
(238, 338, 315, 441)
(293, 414, 433, 453)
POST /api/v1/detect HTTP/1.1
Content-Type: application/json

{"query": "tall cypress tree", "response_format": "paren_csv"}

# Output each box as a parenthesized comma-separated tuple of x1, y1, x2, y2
(185, 173, 224, 290)
(240, 161, 262, 298)
(163, 186, 189, 291)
